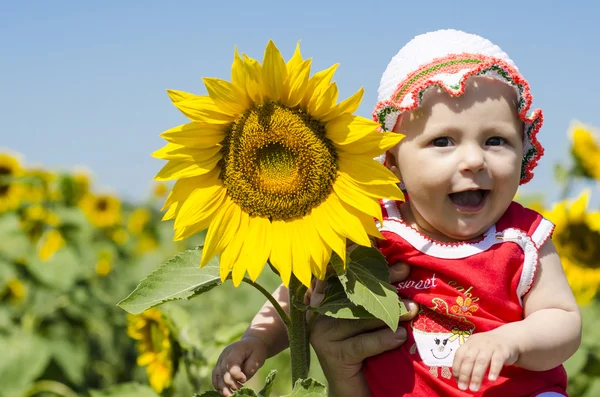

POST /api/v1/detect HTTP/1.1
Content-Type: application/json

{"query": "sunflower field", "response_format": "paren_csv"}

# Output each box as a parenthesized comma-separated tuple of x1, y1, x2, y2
(2, 111, 600, 395)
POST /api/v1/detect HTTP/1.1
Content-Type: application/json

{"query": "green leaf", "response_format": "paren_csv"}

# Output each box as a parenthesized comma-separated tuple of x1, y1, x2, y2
(282, 378, 327, 397)
(0, 333, 52, 397)
(583, 378, 600, 397)
(564, 346, 588, 376)
(316, 276, 373, 320)
(25, 247, 80, 291)
(90, 382, 160, 397)
(118, 247, 221, 314)
(195, 389, 258, 397)
(0, 213, 29, 261)
(47, 329, 88, 385)
(258, 370, 277, 397)
(331, 246, 400, 331)
(232, 389, 259, 396)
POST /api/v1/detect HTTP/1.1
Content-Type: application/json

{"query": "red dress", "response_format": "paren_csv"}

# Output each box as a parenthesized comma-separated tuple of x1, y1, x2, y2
(363, 200, 568, 397)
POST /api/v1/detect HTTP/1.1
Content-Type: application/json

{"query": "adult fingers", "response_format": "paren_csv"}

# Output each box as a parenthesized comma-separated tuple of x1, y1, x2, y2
(389, 262, 410, 284)
(399, 299, 420, 321)
(312, 317, 389, 342)
(341, 326, 407, 364)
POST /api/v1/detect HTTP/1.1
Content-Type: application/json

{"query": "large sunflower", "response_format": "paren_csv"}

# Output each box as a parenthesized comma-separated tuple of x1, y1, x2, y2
(544, 190, 600, 304)
(127, 308, 174, 393)
(154, 41, 403, 287)
(0, 153, 25, 213)
(79, 193, 122, 229)
(570, 121, 600, 181)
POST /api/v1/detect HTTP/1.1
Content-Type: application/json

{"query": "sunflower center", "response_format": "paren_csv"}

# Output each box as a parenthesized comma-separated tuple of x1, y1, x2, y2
(557, 223, 600, 267)
(0, 166, 11, 197)
(221, 102, 338, 220)
(96, 199, 108, 212)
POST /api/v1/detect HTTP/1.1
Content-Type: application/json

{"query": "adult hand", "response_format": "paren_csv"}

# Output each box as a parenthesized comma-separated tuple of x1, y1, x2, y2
(309, 262, 418, 397)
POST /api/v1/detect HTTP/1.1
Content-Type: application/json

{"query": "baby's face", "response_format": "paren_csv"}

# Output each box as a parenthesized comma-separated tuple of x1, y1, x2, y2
(389, 77, 523, 241)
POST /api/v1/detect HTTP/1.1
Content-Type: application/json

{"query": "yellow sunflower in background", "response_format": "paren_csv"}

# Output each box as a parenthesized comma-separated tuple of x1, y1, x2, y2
(1, 278, 26, 305)
(152, 182, 168, 199)
(155, 41, 404, 287)
(96, 249, 113, 276)
(38, 229, 66, 261)
(24, 168, 58, 204)
(128, 208, 151, 236)
(570, 121, 600, 181)
(544, 190, 600, 304)
(0, 153, 25, 213)
(80, 193, 121, 228)
(127, 308, 174, 393)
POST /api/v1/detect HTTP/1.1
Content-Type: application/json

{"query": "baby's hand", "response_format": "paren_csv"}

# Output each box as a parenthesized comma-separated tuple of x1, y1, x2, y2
(212, 336, 268, 396)
(452, 330, 520, 392)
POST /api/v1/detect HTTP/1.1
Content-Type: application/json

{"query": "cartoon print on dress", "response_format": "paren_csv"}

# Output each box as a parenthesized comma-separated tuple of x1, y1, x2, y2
(410, 297, 476, 370)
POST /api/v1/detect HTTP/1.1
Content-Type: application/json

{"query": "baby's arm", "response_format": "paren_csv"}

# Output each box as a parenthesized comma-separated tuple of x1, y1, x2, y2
(213, 284, 290, 396)
(452, 240, 582, 392)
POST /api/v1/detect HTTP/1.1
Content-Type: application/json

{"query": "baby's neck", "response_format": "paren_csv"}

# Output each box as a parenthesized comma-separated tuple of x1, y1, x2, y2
(399, 201, 488, 243)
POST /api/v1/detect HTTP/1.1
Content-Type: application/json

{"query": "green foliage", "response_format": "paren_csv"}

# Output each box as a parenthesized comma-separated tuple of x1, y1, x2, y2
(330, 245, 403, 330)
(118, 247, 222, 314)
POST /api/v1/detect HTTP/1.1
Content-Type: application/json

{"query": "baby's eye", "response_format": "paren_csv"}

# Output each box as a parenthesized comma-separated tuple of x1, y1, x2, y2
(431, 137, 452, 147)
(486, 136, 507, 146)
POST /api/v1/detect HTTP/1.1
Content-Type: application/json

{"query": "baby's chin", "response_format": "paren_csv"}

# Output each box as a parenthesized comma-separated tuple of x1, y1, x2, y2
(444, 221, 493, 242)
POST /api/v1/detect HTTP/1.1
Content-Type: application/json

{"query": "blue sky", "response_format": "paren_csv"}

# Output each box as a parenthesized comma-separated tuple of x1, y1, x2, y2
(1, 1, 599, 204)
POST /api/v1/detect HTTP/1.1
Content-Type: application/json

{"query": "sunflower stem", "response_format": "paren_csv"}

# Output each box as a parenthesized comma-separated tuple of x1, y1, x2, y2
(242, 277, 291, 327)
(288, 275, 310, 385)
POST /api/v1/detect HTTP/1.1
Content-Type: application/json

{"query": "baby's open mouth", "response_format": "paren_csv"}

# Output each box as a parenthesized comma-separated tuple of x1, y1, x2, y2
(448, 189, 490, 212)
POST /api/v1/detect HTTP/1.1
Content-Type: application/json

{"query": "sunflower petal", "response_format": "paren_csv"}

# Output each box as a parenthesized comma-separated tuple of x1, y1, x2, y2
(309, 82, 339, 119)
(166, 89, 196, 102)
(322, 193, 370, 247)
(343, 201, 384, 239)
(333, 179, 383, 222)
(220, 210, 249, 282)
(338, 152, 400, 185)
(262, 40, 287, 101)
(152, 143, 221, 161)
(155, 153, 221, 181)
(167, 92, 235, 124)
(326, 114, 381, 145)
(288, 219, 312, 287)
(203, 77, 249, 115)
(286, 41, 304, 72)
(282, 59, 311, 108)
(337, 132, 403, 157)
(320, 87, 364, 122)
(161, 122, 226, 149)
(270, 220, 292, 286)
(231, 47, 249, 95)
(242, 216, 272, 282)
(300, 64, 339, 109)
(570, 190, 590, 222)
(309, 209, 346, 265)
(338, 171, 404, 200)
(174, 172, 224, 228)
(201, 197, 240, 267)
(243, 55, 265, 104)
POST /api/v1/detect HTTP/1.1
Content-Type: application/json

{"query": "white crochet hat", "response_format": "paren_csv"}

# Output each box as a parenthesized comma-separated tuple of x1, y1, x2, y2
(373, 29, 543, 185)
